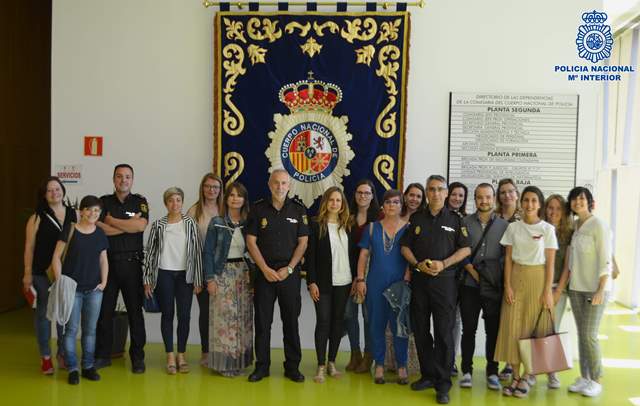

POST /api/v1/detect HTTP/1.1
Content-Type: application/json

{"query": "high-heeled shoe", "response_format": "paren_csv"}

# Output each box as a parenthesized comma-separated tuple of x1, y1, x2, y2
(314, 365, 326, 383)
(327, 362, 342, 378)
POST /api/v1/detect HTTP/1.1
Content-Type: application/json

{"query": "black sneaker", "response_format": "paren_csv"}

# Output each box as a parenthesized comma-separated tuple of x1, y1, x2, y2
(411, 377, 435, 391)
(82, 367, 101, 381)
(68, 370, 80, 385)
(132, 360, 146, 374)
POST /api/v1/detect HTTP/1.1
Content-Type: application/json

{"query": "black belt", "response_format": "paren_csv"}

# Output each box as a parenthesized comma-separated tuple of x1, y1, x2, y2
(227, 257, 244, 263)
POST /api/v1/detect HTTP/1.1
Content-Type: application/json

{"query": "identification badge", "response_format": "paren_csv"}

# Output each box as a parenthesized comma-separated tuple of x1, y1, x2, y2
(286, 217, 298, 224)
(441, 225, 455, 232)
(126, 211, 136, 217)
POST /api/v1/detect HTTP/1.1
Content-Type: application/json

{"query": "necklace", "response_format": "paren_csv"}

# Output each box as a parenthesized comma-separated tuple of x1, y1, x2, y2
(381, 222, 399, 255)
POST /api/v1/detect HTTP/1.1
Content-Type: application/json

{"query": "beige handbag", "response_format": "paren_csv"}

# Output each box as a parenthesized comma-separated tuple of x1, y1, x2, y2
(518, 309, 573, 375)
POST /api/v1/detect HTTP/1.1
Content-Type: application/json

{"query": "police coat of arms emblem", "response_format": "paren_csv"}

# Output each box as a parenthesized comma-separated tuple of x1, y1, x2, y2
(266, 72, 355, 207)
(576, 10, 613, 63)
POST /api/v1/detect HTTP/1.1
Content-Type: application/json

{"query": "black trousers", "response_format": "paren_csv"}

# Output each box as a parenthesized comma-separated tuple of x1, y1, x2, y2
(459, 285, 501, 376)
(196, 289, 209, 353)
(411, 272, 457, 393)
(253, 270, 302, 373)
(156, 270, 193, 353)
(95, 257, 146, 362)
(314, 285, 351, 365)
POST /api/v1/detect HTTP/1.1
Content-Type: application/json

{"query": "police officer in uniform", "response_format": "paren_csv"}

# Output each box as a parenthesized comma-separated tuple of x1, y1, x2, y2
(400, 175, 471, 405)
(246, 168, 309, 382)
(94, 164, 148, 373)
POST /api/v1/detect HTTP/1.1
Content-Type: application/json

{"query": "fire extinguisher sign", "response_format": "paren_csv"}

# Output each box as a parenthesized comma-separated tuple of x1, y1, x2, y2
(84, 136, 103, 157)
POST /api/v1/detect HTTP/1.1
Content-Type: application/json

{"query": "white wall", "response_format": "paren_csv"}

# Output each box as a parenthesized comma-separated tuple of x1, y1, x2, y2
(52, 0, 602, 350)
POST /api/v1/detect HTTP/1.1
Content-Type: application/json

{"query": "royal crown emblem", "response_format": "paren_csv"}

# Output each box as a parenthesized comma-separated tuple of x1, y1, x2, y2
(576, 10, 613, 63)
(266, 72, 354, 207)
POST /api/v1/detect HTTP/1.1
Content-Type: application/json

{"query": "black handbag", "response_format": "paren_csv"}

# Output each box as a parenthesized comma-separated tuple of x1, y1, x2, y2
(475, 258, 503, 301)
(143, 292, 161, 313)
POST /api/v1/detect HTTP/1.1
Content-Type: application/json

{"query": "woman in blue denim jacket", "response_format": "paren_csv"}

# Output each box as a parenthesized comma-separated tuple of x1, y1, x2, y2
(203, 182, 254, 377)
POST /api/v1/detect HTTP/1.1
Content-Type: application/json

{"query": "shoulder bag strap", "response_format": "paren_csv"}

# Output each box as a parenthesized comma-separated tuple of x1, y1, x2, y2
(61, 223, 76, 265)
(469, 218, 495, 263)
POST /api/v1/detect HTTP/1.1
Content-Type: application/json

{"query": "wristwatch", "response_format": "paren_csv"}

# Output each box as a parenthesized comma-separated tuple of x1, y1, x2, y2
(287, 266, 294, 275)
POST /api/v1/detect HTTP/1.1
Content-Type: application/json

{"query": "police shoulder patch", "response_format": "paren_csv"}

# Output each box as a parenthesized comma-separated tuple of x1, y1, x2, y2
(415, 225, 421, 235)
(302, 214, 309, 225)
(140, 203, 148, 214)
(461, 226, 468, 237)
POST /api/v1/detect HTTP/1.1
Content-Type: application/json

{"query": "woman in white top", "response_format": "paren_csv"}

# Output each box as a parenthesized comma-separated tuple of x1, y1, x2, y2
(562, 187, 611, 397)
(187, 173, 223, 366)
(494, 186, 558, 398)
(143, 187, 203, 374)
(306, 187, 354, 383)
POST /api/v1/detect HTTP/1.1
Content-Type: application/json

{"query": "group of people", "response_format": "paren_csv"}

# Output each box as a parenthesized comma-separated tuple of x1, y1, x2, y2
(23, 164, 613, 404)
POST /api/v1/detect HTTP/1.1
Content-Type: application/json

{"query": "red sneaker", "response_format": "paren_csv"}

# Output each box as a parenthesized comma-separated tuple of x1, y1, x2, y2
(41, 357, 54, 375)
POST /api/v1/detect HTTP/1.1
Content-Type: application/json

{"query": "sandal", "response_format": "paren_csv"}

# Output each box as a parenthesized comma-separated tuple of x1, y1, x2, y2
(397, 367, 409, 385)
(178, 361, 190, 374)
(166, 363, 177, 375)
(503, 378, 519, 396)
(513, 379, 530, 398)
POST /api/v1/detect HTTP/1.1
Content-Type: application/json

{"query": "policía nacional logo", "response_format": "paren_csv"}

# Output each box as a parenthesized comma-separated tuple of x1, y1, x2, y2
(576, 10, 613, 63)
(266, 72, 354, 207)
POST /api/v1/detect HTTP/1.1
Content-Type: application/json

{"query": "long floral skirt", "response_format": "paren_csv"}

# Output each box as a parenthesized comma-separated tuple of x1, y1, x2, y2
(208, 261, 254, 374)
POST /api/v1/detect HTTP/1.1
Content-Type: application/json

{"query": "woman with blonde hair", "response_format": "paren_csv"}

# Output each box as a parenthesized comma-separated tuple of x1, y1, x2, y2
(306, 186, 354, 382)
(187, 173, 224, 365)
(495, 179, 522, 223)
(144, 187, 203, 374)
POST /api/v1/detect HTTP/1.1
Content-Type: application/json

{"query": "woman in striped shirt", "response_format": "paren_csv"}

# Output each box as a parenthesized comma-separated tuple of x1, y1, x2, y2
(143, 187, 203, 374)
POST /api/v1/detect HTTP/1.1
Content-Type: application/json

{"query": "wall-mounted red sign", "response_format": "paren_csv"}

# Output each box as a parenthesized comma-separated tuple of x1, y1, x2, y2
(84, 136, 103, 156)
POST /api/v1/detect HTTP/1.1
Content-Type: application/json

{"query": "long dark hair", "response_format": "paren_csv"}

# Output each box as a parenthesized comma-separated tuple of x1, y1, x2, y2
(401, 182, 426, 216)
(221, 181, 250, 221)
(446, 181, 468, 216)
(35, 176, 67, 215)
(521, 185, 545, 218)
(349, 179, 380, 224)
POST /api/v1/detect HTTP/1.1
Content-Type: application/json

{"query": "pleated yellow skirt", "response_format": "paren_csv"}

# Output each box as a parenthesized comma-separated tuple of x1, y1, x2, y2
(494, 263, 554, 365)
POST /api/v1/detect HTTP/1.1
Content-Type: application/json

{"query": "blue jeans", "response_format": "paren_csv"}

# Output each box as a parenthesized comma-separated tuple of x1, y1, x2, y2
(64, 289, 103, 371)
(32, 274, 64, 357)
(156, 270, 193, 353)
(344, 299, 371, 353)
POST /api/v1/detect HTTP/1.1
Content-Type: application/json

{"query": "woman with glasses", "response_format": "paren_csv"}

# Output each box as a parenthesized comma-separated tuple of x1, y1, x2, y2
(356, 189, 410, 384)
(187, 173, 224, 366)
(344, 179, 381, 373)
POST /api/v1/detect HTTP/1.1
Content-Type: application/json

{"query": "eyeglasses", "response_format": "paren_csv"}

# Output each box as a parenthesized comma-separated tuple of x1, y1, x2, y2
(204, 184, 221, 190)
(356, 191, 372, 196)
(499, 188, 517, 195)
(427, 187, 447, 193)
(384, 199, 402, 205)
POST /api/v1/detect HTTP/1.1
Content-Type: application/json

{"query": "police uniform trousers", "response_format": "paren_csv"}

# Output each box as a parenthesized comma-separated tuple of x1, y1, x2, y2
(410, 271, 458, 393)
(253, 267, 302, 373)
(95, 255, 146, 362)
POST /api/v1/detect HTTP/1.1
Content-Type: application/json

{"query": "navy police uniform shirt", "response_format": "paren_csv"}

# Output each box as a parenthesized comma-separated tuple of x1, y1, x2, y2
(100, 193, 149, 253)
(400, 206, 470, 277)
(246, 197, 309, 267)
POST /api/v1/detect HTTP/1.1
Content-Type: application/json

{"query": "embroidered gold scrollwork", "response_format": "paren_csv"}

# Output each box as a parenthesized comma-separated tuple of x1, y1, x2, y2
(373, 155, 395, 190)
(223, 18, 247, 44)
(222, 44, 246, 93)
(222, 44, 246, 136)
(247, 44, 267, 65)
(301, 37, 322, 57)
(313, 21, 339, 36)
(224, 152, 245, 187)
(341, 18, 378, 43)
(375, 97, 396, 138)
(375, 45, 400, 95)
(247, 18, 282, 42)
(355, 45, 375, 66)
(285, 21, 311, 37)
(377, 19, 401, 44)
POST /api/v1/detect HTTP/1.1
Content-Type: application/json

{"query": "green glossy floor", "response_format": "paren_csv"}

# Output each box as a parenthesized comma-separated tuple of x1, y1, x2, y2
(1, 304, 638, 406)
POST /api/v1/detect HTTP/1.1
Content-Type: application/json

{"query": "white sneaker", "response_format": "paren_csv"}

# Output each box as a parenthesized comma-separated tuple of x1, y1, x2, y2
(459, 373, 472, 388)
(568, 377, 590, 393)
(547, 372, 561, 389)
(581, 380, 602, 397)
(525, 374, 537, 386)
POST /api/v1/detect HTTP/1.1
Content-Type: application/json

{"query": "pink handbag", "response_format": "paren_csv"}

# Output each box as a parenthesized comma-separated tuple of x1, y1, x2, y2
(518, 309, 573, 375)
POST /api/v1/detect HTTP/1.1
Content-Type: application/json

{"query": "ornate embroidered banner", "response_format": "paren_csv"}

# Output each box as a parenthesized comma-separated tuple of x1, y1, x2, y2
(214, 12, 410, 208)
